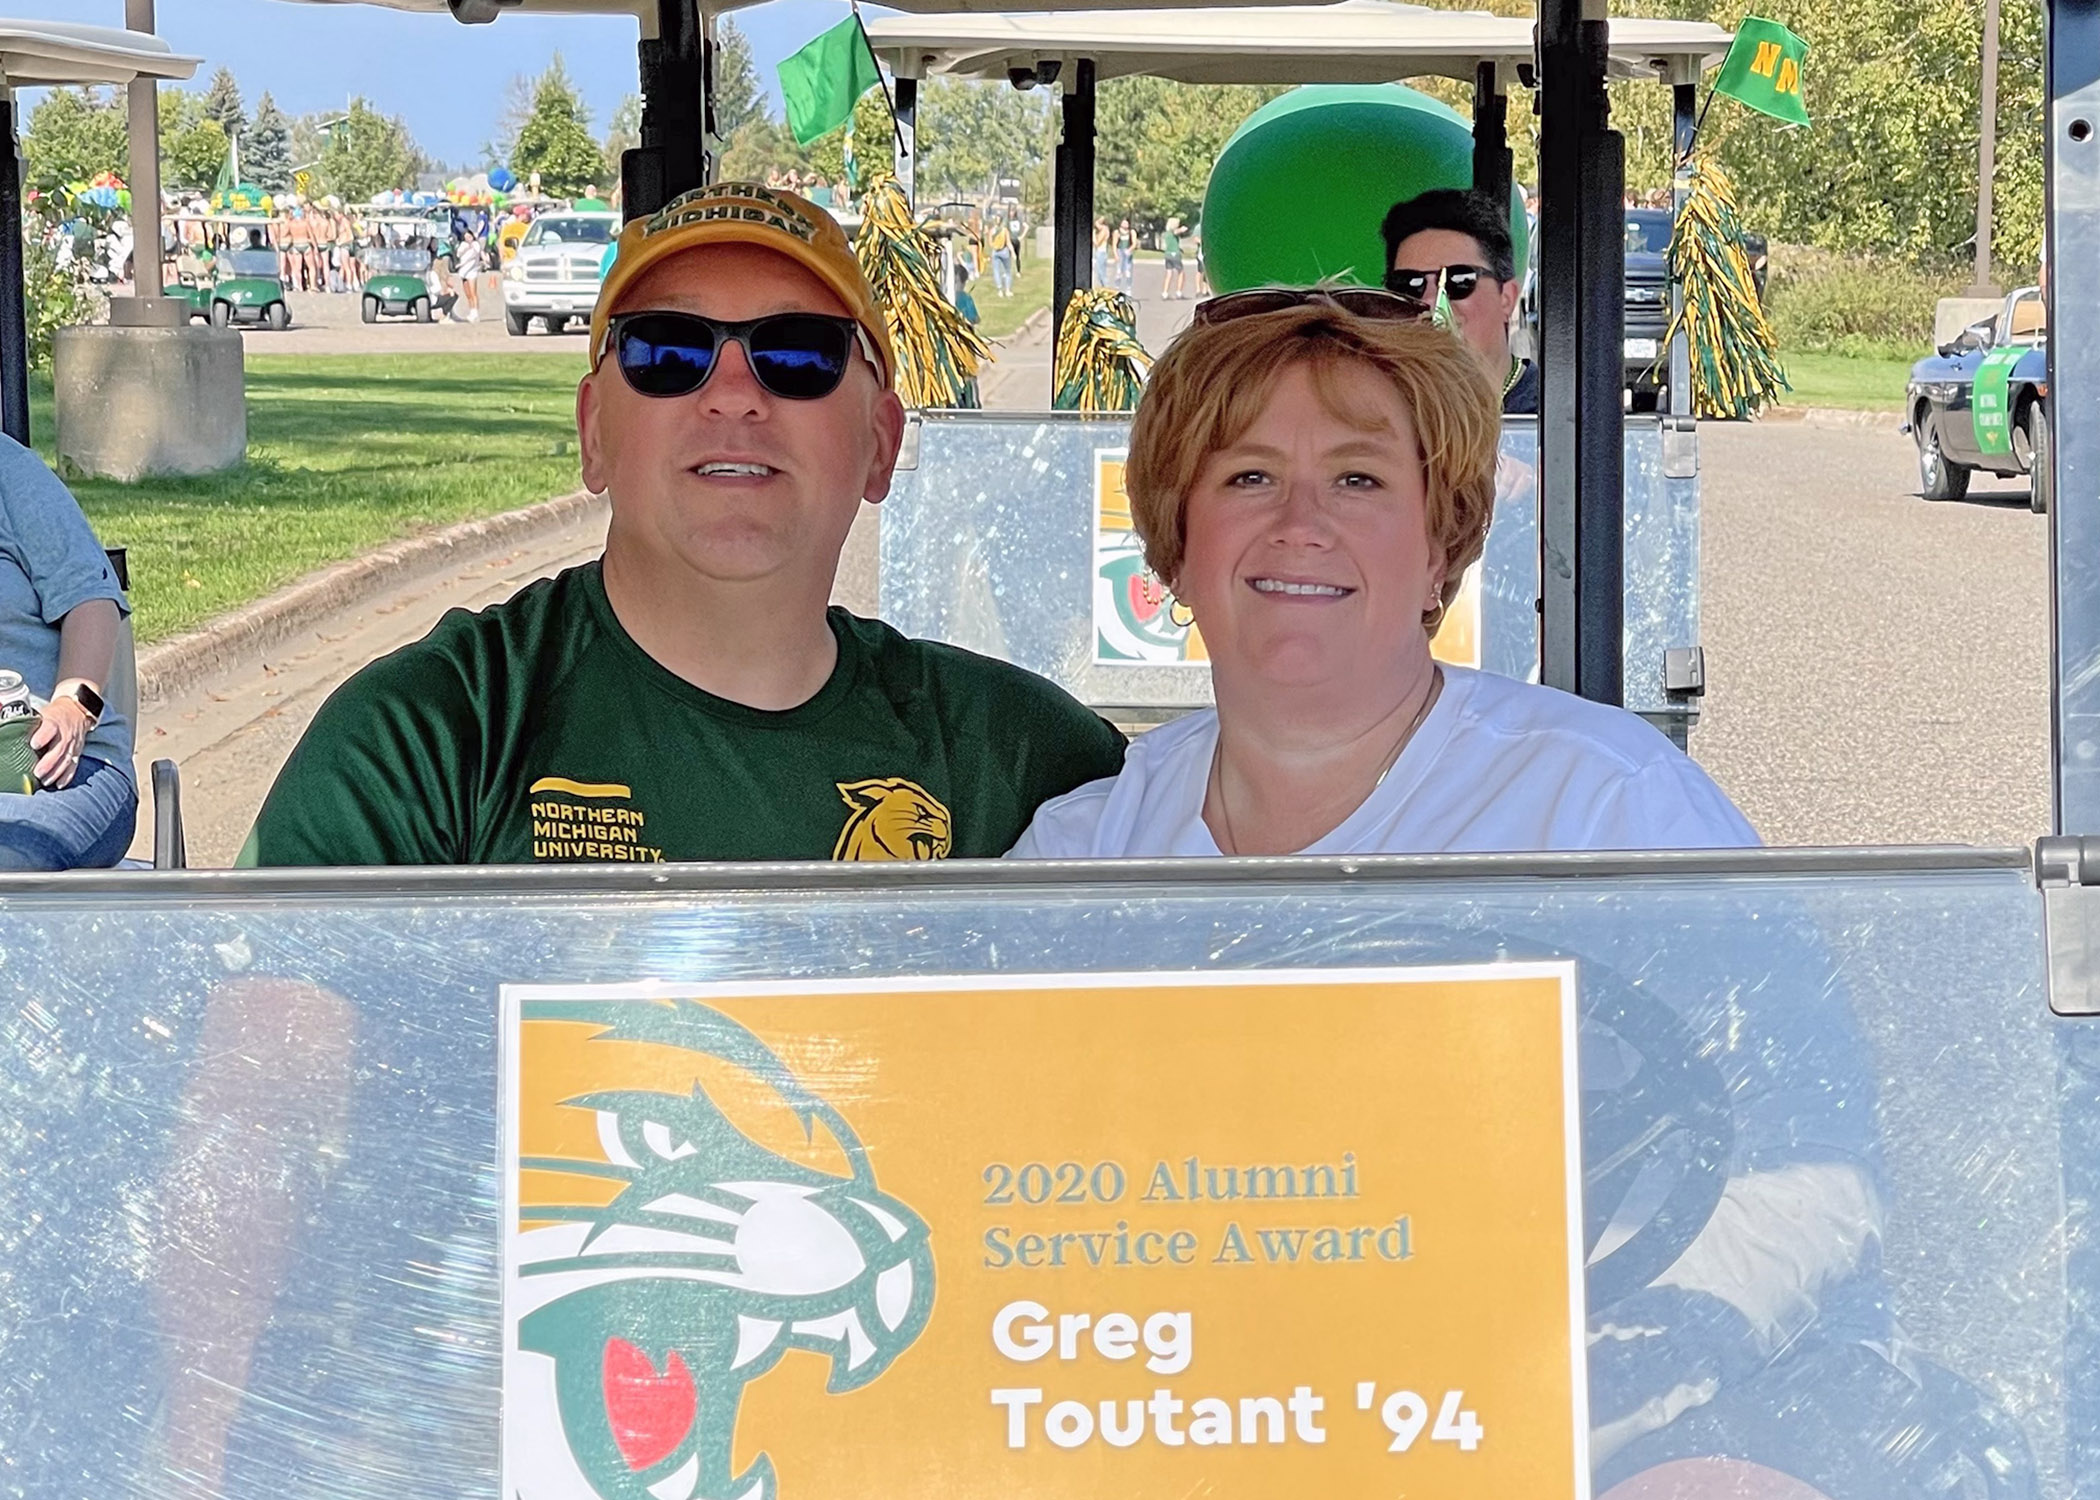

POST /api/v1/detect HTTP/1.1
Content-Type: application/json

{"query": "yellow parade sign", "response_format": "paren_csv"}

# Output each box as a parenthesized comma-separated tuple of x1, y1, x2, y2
(502, 966, 1588, 1499)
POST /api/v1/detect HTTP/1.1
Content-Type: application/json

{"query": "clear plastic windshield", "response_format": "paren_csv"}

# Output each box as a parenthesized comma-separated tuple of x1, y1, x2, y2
(220, 248, 280, 278)
(0, 852, 2086, 1499)
(365, 246, 433, 274)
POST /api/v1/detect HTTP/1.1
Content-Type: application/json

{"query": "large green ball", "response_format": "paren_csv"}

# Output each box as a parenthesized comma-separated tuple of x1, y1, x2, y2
(1201, 84, 1528, 294)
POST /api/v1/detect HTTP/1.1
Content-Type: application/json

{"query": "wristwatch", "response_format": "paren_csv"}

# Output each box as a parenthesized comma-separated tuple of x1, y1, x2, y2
(55, 681, 104, 724)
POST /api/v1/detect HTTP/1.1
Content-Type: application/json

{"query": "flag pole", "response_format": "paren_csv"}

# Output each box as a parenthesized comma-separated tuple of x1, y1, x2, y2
(1679, 89, 1718, 167)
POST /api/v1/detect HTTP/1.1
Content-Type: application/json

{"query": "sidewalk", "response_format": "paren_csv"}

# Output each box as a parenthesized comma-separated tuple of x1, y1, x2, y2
(134, 490, 882, 867)
(980, 258, 1195, 409)
(130, 507, 607, 866)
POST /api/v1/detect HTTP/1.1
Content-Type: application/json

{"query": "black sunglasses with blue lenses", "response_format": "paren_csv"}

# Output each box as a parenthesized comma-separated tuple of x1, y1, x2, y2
(605, 310, 872, 401)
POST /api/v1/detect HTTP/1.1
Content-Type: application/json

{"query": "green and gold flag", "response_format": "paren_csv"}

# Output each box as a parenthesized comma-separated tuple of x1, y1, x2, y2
(1712, 17, 1810, 126)
(779, 15, 883, 147)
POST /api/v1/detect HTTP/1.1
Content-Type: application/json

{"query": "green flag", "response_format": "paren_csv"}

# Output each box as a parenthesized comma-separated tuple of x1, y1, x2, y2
(1712, 17, 1810, 125)
(779, 16, 883, 147)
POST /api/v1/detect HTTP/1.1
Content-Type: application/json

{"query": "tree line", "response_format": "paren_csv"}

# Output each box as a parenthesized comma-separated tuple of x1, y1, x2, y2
(26, 0, 2037, 273)
(24, 70, 426, 206)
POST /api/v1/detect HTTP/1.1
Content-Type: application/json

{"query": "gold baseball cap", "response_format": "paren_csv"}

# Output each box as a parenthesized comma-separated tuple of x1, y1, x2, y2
(588, 181, 894, 388)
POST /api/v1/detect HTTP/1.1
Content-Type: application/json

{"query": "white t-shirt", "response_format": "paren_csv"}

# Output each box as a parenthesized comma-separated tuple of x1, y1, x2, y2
(1009, 666, 1758, 858)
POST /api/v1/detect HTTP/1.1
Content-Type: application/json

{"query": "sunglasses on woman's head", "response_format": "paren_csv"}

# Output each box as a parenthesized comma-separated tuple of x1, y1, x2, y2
(1191, 286, 1435, 328)
(1382, 264, 1495, 304)
(603, 310, 881, 401)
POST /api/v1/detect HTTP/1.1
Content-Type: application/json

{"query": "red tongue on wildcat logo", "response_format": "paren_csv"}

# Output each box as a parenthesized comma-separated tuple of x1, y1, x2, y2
(602, 1337, 697, 1472)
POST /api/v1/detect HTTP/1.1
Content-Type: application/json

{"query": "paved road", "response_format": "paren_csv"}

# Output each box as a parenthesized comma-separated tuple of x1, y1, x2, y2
(136, 253, 2055, 862)
(230, 284, 588, 357)
(1696, 421, 2049, 848)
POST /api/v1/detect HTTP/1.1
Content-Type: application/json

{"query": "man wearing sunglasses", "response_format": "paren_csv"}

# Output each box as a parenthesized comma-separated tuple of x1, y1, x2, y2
(1380, 189, 1537, 416)
(244, 181, 1125, 865)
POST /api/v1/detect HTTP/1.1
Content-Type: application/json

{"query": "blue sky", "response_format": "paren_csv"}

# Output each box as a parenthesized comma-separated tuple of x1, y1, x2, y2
(27, 0, 864, 167)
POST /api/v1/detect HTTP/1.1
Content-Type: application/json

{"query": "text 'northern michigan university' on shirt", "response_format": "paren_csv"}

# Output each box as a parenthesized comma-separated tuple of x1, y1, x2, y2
(245, 562, 1125, 866)
(1009, 665, 1757, 859)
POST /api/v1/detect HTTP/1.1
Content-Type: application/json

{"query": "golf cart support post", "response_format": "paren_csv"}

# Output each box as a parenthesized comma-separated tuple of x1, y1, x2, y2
(0, 20, 200, 444)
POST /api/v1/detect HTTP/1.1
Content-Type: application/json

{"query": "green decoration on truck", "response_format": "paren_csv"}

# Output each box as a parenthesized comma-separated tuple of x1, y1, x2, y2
(1973, 344, 2026, 458)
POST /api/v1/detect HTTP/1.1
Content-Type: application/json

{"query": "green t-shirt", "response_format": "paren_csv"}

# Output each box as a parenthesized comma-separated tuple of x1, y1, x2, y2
(244, 563, 1125, 866)
(1161, 227, 1181, 258)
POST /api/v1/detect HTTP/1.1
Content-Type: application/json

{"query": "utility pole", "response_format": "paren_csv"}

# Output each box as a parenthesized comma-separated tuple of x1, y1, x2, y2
(1968, 0, 2002, 297)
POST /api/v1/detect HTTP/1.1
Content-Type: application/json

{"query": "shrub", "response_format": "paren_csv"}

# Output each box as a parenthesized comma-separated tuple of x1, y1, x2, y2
(1760, 244, 1957, 358)
(23, 221, 104, 374)
(1757, 244, 2038, 359)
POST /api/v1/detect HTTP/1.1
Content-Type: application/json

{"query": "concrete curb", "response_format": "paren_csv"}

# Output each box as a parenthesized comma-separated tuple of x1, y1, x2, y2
(1759, 406, 1906, 432)
(136, 488, 604, 706)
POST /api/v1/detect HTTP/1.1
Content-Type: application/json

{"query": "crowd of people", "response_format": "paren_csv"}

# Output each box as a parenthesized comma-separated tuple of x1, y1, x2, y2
(166, 198, 376, 295)
(762, 168, 852, 210)
(1093, 214, 1206, 299)
(149, 194, 625, 324)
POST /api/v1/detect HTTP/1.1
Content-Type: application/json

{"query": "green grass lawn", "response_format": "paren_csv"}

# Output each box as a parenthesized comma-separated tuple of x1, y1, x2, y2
(1774, 349, 1915, 413)
(973, 253, 1053, 342)
(32, 354, 588, 646)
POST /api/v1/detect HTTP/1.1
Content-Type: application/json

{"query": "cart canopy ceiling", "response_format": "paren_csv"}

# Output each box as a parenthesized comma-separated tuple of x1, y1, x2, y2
(268, 0, 1339, 21)
(0, 19, 201, 86)
(867, 0, 1733, 84)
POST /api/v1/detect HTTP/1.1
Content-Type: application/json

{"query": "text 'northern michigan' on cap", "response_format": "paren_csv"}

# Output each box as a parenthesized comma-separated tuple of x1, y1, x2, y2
(589, 181, 895, 388)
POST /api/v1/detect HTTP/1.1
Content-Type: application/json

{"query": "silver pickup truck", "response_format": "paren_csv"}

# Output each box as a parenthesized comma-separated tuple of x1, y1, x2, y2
(501, 211, 619, 336)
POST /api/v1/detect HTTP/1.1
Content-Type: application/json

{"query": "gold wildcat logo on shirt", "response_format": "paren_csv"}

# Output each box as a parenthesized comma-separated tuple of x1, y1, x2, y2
(833, 778, 953, 861)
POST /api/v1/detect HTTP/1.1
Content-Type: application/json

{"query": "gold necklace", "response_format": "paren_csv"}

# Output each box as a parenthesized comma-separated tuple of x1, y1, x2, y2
(1209, 665, 1444, 856)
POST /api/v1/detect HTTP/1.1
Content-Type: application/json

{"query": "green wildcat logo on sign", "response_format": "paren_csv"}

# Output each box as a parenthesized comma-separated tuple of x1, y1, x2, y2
(503, 991, 936, 1500)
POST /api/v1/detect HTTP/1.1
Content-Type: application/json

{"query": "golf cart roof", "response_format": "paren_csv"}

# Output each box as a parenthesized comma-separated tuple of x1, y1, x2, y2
(268, 0, 1336, 19)
(0, 18, 200, 86)
(866, 0, 1735, 85)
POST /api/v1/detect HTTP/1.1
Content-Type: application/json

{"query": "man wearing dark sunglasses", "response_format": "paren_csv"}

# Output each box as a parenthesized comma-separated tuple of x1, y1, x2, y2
(244, 181, 1124, 866)
(1380, 189, 1537, 416)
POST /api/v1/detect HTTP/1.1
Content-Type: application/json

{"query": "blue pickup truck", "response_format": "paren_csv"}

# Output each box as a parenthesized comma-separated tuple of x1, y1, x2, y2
(1906, 285, 2051, 511)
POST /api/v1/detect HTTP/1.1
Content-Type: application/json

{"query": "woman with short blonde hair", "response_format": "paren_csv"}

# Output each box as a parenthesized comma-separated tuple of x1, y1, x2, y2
(1125, 297, 1498, 640)
(1012, 288, 1754, 857)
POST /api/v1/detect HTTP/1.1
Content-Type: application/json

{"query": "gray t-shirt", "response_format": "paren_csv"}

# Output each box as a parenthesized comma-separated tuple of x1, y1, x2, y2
(0, 437, 133, 786)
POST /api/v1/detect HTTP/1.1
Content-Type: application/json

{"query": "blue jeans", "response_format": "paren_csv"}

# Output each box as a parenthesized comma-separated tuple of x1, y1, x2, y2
(991, 247, 1014, 294)
(0, 756, 138, 870)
